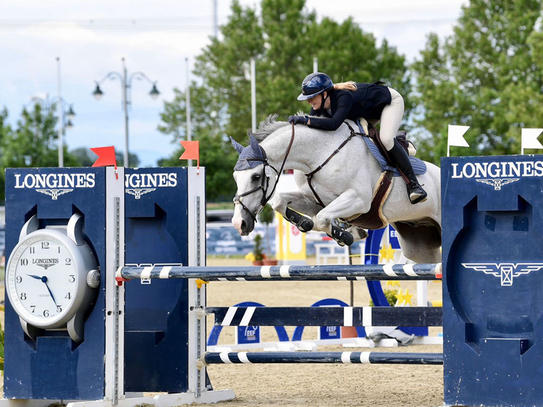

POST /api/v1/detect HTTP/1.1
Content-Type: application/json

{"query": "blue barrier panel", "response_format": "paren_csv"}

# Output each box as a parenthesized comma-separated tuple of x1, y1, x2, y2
(442, 155, 543, 407)
(123, 167, 190, 393)
(4, 168, 107, 400)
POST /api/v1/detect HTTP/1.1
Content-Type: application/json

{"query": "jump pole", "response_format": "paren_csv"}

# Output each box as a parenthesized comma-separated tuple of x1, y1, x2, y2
(118, 263, 442, 281)
(204, 351, 443, 365)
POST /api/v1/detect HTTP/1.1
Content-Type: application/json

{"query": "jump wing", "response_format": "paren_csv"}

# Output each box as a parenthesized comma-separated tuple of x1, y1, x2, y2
(462, 263, 501, 277)
(512, 263, 543, 277)
(475, 179, 496, 188)
(500, 178, 519, 186)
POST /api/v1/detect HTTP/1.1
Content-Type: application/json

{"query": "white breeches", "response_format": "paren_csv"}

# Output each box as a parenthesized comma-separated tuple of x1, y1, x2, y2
(379, 87, 404, 151)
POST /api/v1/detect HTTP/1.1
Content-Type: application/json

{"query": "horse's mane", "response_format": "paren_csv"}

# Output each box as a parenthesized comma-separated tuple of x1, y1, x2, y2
(252, 114, 290, 142)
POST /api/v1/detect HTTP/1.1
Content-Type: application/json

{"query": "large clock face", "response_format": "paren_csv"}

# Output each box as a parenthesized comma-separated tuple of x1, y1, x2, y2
(6, 232, 82, 328)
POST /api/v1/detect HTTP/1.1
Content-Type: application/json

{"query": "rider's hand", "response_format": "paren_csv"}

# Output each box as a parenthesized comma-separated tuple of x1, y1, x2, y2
(288, 115, 308, 125)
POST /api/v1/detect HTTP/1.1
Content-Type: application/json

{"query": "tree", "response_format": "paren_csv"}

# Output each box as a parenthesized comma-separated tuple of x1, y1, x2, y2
(0, 104, 82, 201)
(157, 0, 411, 201)
(411, 0, 543, 162)
(71, 147, 96, 166)
(0, 107, 10, 203)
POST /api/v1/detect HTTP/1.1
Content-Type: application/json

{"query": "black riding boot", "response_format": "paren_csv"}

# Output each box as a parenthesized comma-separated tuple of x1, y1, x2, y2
(387, 139, 427, 204)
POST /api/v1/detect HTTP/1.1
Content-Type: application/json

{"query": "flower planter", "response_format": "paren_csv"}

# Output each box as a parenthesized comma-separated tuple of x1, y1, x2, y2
(262, 259, 278, 266)
(252, 260, 264, 266)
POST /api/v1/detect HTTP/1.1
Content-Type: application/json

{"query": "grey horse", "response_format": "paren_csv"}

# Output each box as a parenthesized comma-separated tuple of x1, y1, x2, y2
(231, 115, 441, 264)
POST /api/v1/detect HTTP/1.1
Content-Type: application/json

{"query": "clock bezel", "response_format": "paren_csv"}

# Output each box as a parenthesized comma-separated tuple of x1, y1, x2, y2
(6, 228, 98, 329)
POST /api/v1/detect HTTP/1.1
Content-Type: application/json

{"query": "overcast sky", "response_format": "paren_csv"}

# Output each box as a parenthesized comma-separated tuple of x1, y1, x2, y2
(0, 0, 467, 167)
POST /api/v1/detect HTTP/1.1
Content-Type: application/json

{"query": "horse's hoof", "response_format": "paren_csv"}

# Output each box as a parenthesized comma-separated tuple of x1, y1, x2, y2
(285, 207, 314, 232)
(330, 226, 354, 246)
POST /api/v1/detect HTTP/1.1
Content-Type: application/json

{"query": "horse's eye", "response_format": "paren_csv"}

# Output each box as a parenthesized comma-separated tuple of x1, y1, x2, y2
(252, 174, 261, 182)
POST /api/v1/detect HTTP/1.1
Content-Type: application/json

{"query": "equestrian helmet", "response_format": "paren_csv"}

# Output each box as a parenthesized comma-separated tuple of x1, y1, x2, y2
(297, 72, 333, 101)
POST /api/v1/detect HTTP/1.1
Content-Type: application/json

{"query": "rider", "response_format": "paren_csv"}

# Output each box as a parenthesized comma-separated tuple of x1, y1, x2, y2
(288, 72, 427, 204)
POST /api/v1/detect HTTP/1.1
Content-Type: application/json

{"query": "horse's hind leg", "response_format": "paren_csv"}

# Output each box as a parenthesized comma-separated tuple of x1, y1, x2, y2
(391, 221, 442, 264)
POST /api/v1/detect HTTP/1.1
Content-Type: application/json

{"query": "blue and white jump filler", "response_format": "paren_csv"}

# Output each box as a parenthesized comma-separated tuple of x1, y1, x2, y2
(442, 155, 543, 407)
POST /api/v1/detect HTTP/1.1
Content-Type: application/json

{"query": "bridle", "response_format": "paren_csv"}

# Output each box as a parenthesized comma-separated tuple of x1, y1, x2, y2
(233, 124, 296, 223)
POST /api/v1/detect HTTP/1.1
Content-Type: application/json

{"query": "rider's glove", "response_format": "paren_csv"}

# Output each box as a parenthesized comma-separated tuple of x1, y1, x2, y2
(288, 115, 308, 125)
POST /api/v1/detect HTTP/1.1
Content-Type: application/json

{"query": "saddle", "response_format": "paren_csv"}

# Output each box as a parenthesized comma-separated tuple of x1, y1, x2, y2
(345, 119, 425, 230)
(357, 119, 427, 177)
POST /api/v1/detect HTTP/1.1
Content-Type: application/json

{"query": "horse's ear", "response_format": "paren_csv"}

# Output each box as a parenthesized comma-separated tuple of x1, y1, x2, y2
(249, 133, 260, 154)
(230, 136, 245, 154)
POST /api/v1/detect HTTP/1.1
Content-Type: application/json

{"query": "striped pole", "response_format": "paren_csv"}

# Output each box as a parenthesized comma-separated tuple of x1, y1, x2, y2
(118, 263, 442, 282)
(204, 351, 443, 365)
(207, 306, 442, 327)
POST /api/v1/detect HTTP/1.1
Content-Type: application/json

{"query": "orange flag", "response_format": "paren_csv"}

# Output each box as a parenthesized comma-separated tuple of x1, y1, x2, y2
(91, 146, 118, 178)
(180, 140, 199, 167)
(91, 146, 117, 169)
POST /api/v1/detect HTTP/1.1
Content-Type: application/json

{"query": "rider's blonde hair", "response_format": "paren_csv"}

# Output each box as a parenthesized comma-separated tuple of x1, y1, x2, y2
(334, 81, 357, 91)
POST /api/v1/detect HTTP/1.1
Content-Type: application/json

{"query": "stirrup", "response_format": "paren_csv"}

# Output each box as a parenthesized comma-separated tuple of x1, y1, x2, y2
(407, 181, 427, 204)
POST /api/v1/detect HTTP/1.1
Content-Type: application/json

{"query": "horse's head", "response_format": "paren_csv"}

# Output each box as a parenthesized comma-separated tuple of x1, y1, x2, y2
(230, 134, 278, 235)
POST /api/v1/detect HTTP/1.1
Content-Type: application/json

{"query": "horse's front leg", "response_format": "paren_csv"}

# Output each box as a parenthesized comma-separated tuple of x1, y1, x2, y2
(314, 189, 370, 246)
(270, 191, 322, 232)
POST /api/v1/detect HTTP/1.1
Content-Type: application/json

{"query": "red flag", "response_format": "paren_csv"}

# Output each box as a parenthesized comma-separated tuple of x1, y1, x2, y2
(180, 140, 199, 167)
(91, 146, 117, 169)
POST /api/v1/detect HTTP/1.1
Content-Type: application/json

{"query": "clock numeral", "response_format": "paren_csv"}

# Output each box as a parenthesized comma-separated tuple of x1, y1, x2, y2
(29, 247, 35, 254)
(41, 242, 50, 250)
(65, 293, 71, 300)
(43, 309, 50, 317)
(65, 258, 72, 265)
(20, 293, 27, 301)
(68, 275, 75, 283)
(20, 259, 28, 266)
(16, 276, 22, 283)
(30, 305, 36, 313)
(56, 306, 62, 313)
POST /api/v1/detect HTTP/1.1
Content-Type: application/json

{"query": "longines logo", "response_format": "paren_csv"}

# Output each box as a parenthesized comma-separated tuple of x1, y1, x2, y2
(125, 173, 178, 199)
(452, 161, 543, 190)
(126, 188, 156, 199)
(462, 263, 543, 286)
(14, 173, 95, 200)
(475, 178, 519, 191)
(33, 258, 59, 270)
(12, 172, 179, 200)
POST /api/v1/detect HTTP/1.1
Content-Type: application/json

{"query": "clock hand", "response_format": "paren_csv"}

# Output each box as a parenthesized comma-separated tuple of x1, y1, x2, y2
(42, 278, 59, 307)
(27, 274, 44, 280)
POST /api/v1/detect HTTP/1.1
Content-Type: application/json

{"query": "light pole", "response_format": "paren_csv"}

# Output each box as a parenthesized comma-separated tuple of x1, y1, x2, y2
(28, 94, 76, 167)
(92, 57, 160, 167)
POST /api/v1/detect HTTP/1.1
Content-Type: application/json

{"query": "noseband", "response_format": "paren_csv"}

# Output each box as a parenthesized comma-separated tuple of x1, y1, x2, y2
(233, 123, 296, 223)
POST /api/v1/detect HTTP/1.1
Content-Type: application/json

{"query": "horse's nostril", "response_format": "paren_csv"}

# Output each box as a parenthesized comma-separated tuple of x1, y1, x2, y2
(241, 220, 247, 233)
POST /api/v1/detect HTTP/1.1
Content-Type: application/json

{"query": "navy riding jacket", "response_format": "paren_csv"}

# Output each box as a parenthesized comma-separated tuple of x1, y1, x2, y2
(308, 83, 392, 131)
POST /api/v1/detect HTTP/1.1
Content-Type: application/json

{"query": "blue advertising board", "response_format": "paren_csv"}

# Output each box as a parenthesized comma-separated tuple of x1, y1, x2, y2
(442, 155, 543, 407)
(4, 168, 107, 399)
